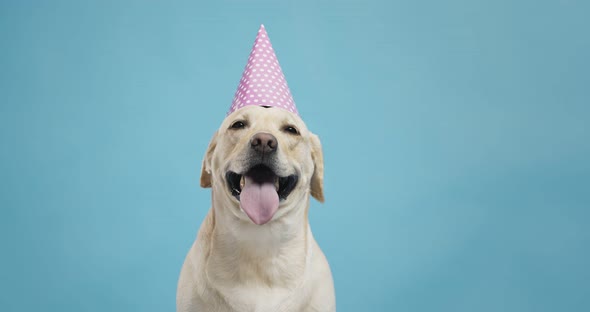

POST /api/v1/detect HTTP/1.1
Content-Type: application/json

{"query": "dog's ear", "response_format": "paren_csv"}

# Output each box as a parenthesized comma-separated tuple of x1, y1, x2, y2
(200, 131, 218, 188)
(310, 133, 325, 202)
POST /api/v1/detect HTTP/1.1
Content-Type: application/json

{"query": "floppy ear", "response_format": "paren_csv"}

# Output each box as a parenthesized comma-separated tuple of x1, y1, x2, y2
(309, 133, 325, 202)
(200, 132, 218, 188)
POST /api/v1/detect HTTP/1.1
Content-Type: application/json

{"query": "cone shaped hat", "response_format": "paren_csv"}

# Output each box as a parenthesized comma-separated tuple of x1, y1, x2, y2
(228, 25, 298, 115)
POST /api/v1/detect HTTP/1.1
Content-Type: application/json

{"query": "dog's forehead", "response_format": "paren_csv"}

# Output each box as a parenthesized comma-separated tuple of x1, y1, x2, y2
(222, 106, 307, 130)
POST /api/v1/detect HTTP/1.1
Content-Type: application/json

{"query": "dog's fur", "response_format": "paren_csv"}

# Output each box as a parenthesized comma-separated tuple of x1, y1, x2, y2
(177, 106, 335, 311)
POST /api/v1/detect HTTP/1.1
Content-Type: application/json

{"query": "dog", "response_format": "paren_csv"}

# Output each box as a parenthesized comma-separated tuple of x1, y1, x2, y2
(176, 105, 335, 311)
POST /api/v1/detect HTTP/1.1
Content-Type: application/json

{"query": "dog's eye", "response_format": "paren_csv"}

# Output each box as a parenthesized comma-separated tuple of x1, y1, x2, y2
(283, 126, 299, 135)
(230, 121, 246, 129)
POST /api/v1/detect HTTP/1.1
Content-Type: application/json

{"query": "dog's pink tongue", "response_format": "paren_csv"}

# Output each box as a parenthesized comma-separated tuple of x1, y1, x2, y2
(240, 176, 279, 225)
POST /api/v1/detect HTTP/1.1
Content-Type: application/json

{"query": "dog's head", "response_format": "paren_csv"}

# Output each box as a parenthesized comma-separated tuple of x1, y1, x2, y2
(199, 106, 324, 225)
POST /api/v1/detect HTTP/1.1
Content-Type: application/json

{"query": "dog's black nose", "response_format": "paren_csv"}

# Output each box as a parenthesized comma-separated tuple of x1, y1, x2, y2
(250, 132, 277, 154)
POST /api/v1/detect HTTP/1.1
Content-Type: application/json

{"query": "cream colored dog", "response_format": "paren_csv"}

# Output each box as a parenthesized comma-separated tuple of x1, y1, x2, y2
(177, 105, 335, 312)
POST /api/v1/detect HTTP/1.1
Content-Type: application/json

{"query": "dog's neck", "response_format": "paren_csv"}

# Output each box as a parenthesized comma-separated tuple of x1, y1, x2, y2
(206, 190, 311, 289)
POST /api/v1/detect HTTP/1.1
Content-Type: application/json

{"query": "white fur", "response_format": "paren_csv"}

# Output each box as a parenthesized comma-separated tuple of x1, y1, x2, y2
(177, 106, 335, 312)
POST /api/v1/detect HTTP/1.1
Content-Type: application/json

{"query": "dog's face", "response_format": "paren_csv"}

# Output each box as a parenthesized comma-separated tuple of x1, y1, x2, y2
(200, 106, 324, 225)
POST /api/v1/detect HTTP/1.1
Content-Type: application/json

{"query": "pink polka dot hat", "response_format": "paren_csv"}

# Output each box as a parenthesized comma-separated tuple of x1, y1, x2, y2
(228, 25, 298, 115)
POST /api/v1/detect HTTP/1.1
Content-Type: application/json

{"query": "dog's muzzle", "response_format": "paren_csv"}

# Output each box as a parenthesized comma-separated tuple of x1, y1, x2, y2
(224, 132, 298, 225)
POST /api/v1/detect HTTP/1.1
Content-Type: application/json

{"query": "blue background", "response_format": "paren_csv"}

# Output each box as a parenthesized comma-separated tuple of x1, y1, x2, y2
(1, 0, 589, 311)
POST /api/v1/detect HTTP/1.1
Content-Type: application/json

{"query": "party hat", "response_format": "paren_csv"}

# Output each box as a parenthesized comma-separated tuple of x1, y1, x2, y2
(228, 25, 298, 115)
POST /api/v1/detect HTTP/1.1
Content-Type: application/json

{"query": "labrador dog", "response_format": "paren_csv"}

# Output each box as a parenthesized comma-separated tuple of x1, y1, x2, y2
(177, 105, 335, 311)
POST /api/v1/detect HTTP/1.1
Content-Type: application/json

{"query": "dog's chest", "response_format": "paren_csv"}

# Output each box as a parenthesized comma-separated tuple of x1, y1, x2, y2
(194, 282, 310, 312)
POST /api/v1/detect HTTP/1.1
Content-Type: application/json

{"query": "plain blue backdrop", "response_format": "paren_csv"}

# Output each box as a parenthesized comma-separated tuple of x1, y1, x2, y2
(1, 0, 589, 311)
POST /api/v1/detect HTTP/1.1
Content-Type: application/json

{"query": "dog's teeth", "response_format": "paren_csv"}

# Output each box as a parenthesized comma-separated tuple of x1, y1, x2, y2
(275, 179, 280, 191)
(240, 176, 245, 189)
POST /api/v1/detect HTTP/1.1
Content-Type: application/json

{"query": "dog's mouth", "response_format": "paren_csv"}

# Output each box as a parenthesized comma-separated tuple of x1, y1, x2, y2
(226, 165, 298, 202)
(225, 165, 298, 225)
